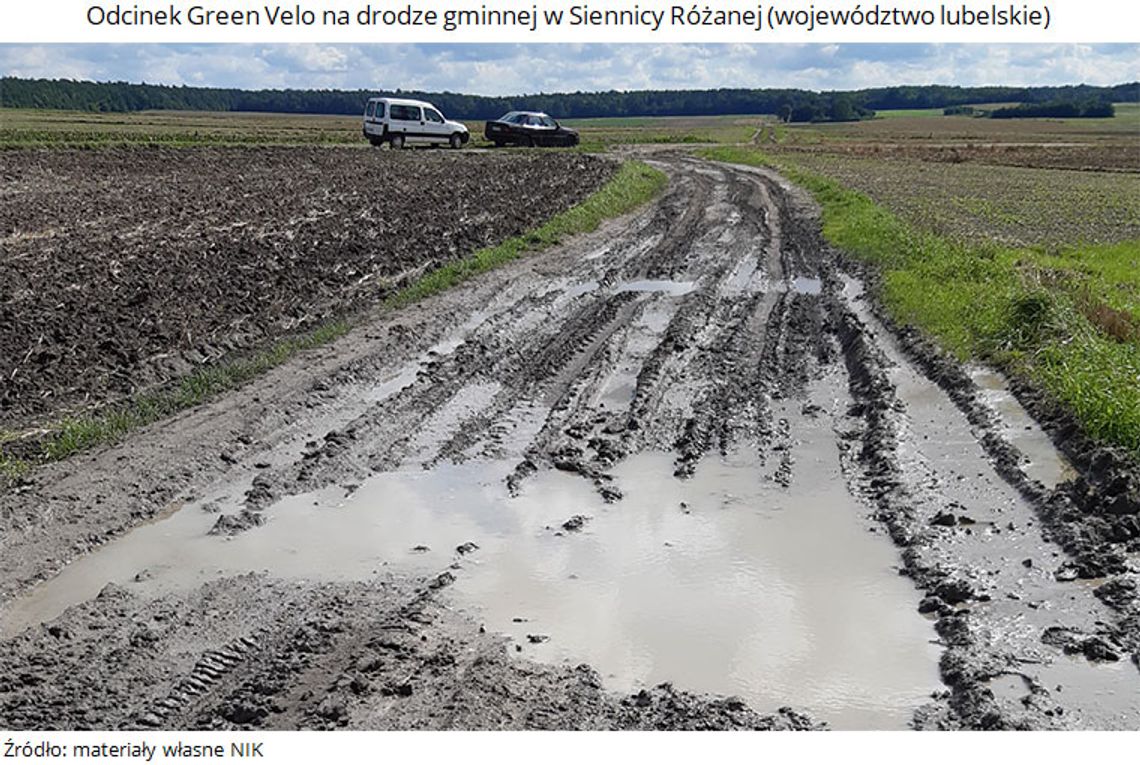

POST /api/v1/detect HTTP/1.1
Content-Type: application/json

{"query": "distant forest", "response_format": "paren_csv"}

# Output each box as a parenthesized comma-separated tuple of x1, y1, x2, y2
(2, 77, 1138, 121)
(990, 99, 1117, 119)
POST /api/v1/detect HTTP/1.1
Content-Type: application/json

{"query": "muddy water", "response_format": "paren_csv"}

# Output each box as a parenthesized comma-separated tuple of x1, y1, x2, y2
(9, 154, 1137, 732)
(839, 274, 1140, 729)
(615, 279, 696, 296)
(1, 400, 942, 729)
(839, 275, 1073, 491)
(791, 276, 822, 295)
(452, 456, 943, 730)
(968, 366, 1076, 488)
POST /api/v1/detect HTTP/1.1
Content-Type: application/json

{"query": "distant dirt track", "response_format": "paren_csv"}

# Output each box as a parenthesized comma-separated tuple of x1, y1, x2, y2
(0, 153, 1136, 730)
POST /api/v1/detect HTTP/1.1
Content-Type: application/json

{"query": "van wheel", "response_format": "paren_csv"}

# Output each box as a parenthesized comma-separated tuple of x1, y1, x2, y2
(368, 138, 382, 147)
(449, 133, 463, 149)
(390, 134, 405, 150)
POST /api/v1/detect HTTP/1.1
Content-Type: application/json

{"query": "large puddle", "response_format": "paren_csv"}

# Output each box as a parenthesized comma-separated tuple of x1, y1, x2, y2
(0, 388, 942, 729)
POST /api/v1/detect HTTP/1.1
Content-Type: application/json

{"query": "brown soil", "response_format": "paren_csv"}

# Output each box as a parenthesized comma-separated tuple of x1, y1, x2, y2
(0, 147, 614, 430)
(0, 151, 1136, 731)
(778, 141, 1140, 173)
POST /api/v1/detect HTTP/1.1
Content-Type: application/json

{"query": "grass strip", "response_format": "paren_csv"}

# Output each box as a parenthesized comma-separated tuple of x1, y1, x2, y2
(40, 320, 351, 464)
(700, 146, 1140, 457)
(3, 160, 667, 478)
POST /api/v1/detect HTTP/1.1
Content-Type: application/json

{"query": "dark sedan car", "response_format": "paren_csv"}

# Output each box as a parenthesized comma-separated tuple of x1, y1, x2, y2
(484, 111, 580, 147)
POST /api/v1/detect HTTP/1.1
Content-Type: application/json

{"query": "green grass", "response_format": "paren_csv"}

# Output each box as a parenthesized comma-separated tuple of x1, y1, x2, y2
(700, 145, 1140, 457)
(562, 115, 760, 151)
(3, 160, 667, 476)
(0, 432, 30, 482)
(778, 104, 1140, 147)
(0, 108, 366, 148)
(873, 108, 945, 119)
(40, 319, 351, 463)
(0, 129, 359, 148)
(1110, 102, 1140, 119)
(562, 116, 670, 128)
(385, 161, 667, 308)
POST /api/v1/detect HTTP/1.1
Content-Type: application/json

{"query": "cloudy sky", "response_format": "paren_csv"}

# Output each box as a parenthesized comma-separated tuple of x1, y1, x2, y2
(2, 44, 1137, 94)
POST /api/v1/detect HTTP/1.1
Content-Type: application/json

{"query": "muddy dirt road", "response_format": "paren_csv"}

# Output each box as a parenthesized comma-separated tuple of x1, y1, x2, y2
(0, 154, 1136, 730)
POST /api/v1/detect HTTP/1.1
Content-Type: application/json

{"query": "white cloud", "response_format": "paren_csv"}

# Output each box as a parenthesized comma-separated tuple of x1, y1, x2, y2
(1, 44, 1136, 95)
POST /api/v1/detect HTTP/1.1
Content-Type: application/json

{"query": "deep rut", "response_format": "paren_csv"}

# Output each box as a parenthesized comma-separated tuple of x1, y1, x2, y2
(0, 154, 1135, 731)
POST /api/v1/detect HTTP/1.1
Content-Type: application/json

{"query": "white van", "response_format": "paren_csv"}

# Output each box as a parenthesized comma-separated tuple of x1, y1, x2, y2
(363, 97, 470, 149)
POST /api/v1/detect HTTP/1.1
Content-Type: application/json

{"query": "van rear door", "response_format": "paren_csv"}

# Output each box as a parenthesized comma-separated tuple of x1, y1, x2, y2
(364, 100, 384, 138)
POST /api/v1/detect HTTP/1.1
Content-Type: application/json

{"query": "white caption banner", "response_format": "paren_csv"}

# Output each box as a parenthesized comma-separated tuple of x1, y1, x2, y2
(0, 730, 1136, 765)
(1, 0, 1138, 43)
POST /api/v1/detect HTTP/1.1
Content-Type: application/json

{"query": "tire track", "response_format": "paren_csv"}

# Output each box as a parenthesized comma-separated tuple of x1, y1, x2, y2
(2, 153, 1134, 731)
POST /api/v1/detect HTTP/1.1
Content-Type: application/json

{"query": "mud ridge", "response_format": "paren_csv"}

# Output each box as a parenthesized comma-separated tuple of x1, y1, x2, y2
(0, 574, 823, 731)
(2, 153, 1134, 730)
(838, 255, 1139, 662)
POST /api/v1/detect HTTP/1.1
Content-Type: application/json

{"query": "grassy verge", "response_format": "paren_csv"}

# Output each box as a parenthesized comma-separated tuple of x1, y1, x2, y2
(2, 160, 667, 480)
(39, 320, 351, 464)
(0, 444, 29, 484)
(700, 146, 1140, 457)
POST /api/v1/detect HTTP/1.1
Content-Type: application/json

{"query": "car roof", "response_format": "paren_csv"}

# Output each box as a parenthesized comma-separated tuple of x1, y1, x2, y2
(370, 97, 434, 108)
(502, 111, 551, 118)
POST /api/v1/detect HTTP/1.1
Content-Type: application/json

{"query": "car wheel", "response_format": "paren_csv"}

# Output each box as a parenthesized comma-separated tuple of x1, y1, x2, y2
(449, 133, 464, 149)
(390, 134, 405, 150)
(525, 136, 535, 148)
(494, 139, 505, 148)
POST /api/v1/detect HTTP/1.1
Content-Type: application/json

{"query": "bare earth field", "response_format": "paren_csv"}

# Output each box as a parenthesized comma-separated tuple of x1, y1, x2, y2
(1, 147, 1138, 730)
(0, 148, 613, 430)
(785, 153, 1139, 247)
(0, 109, 366, 146)
(769, 109, 1140, 249)
(0, 109, 759, 151)
(780, 110, 1140, 173)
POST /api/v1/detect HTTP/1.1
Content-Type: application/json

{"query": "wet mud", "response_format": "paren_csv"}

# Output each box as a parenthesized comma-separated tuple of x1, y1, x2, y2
(0, 153, 1135, 730)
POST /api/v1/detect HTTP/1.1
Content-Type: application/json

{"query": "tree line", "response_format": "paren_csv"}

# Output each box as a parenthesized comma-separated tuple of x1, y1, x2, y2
(2, 77, 1136, 121)
(990, 99, 1116, 119)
